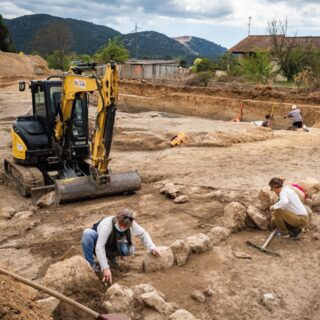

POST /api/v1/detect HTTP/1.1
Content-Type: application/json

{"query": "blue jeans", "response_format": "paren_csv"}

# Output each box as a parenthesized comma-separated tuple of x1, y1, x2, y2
(81, 228, 134, 267)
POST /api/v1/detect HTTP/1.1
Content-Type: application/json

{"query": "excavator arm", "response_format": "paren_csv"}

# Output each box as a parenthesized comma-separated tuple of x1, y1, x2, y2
(53, 62, 141, 203)
(54, 63, 118, 180)
(90, 62, 118, 181)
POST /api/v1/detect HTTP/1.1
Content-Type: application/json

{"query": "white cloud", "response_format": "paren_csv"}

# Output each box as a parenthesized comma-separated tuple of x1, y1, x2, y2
(0, 2, 32, 18)
(1, 0, 319, 47)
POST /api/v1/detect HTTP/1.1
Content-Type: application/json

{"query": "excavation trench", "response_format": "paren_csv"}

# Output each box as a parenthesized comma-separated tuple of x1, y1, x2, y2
(118, 81, 320, 129)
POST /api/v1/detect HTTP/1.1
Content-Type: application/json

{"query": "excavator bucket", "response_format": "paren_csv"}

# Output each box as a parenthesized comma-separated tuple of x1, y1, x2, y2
(54, 170, 141, 203)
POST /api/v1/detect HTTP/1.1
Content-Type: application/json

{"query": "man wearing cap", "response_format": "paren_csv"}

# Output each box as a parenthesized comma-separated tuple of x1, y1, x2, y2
(81, 208, 161, 283)
(285, 105, 303, 129)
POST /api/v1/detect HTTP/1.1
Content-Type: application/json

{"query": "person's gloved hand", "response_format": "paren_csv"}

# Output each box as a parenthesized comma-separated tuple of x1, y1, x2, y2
(102, 268, 112, 284)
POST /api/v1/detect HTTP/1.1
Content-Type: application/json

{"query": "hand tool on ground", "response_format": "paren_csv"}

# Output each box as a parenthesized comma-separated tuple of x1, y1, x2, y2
(0, 266, 129, 320)
(246, 229, 280, 257)
(267, 103, 276, 128)
(231, 101, 244, 122)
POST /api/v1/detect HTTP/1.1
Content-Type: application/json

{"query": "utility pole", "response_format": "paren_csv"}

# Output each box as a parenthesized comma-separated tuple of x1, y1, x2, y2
(132, 22, 141, 59)
(134, 22, 139, 33)
(248, 17, 252, 36)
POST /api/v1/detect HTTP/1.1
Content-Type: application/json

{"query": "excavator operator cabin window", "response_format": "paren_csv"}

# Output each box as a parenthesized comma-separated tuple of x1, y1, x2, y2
(72, 99, 85, 138)
(50, 86, 62, 116)
(33, 85, 46, 117)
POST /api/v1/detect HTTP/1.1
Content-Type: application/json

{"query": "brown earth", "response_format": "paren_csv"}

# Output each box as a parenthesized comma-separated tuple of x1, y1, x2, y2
(0, 54, 320, 320)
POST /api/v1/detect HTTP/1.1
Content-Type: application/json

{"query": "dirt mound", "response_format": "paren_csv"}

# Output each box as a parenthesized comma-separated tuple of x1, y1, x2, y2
(0, 52, 52, 78)
(0, 272, 51, 320)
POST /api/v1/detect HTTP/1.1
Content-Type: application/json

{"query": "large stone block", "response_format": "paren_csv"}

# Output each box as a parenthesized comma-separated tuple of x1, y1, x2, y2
(170, 239, 191, 266)
(132, 283, 166, 300)
(141, 291, 173, 314)
(246, 205, 269, 230)
(257, 187, 278, 211)
(36, 191, 55, 207)
(160, 182, 181, 199)
(169, 309, 197, 320)
(0, 207, 15, 220)
(186, 233, 212, 253)
(142, 246, 174, 273)
(223, 202, 247, 232)
(207, 226, 231, 245)
(103, 283, 134, 316)
(41, 255, 101, 296)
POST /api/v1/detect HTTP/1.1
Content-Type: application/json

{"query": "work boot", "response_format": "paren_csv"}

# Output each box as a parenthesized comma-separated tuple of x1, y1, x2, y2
(290, 228, 302, 240)
(107, 255, 118, 266)
(275, 230, 290, 239)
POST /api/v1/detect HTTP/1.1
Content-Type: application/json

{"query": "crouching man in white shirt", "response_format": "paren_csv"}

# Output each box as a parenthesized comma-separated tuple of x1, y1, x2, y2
(269, 177, 308, 239)
(82, 208, 161, 284)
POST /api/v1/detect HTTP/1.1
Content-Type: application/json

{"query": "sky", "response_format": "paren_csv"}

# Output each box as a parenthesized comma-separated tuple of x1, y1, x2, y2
(1, 0, 319, 48)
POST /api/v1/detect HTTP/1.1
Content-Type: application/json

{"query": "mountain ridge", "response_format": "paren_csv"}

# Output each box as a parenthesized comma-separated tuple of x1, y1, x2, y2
(4, 14, 227, 60)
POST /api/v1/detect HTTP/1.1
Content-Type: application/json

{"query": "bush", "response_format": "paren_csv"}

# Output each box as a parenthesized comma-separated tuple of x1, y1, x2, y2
(238, 51, 273, 83)
(185, 71, 214, 87)
(94, 38, 129, 63)
(192, 58, 216, 73)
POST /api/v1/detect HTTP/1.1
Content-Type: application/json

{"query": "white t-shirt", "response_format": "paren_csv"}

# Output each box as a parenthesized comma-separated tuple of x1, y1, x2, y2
(273, 186, 308, 216)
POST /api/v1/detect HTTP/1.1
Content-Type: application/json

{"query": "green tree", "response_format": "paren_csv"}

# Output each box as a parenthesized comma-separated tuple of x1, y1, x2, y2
(195, 58, 215, 72)
(46, 50, 68, 70)
(46, 52, 92, 71)
(239, 51, 273, 83)
(268, 19, 315, 81)
(94, 38, 129, 63)
(217, 52, 240, 75)
(32, 22, 73, 56)
(305, 48, 320, 77)
(0, 15, 15, 52)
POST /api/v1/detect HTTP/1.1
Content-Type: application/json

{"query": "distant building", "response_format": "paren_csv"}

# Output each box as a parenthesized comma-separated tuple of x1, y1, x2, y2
(119, 59, 180, 80)
(229, 35, 320, 61)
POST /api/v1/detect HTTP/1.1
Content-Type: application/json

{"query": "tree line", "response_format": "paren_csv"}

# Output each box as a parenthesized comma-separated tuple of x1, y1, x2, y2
(1, 16, 319, 88)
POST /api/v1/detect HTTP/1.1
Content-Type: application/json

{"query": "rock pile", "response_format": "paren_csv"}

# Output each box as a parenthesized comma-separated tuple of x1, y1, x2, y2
(160, 182, 189, 204)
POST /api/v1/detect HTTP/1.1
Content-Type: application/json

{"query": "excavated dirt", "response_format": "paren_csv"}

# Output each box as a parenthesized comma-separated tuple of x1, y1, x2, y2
(0, 55, 320, 320)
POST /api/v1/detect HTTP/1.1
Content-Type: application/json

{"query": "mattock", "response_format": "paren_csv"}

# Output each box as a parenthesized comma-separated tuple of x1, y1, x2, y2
(246, 229, 281, 257)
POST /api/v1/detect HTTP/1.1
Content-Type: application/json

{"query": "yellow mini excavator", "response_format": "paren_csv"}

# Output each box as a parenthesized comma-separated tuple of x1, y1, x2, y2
(4, 62, 141, 203)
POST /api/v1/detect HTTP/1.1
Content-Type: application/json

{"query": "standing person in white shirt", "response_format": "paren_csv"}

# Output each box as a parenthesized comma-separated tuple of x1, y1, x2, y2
(82, 208, 161, 284)
(269, 177, 308, 239)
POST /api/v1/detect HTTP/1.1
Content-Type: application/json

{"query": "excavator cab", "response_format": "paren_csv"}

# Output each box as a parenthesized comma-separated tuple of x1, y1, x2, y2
(11, 80, 62, 164)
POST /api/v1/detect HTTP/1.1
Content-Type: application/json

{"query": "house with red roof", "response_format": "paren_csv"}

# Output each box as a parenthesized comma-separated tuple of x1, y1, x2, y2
(229, 35, 320, 61)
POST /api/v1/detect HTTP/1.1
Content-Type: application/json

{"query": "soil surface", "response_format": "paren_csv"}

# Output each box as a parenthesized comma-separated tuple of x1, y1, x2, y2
(0, 55, 320, 320)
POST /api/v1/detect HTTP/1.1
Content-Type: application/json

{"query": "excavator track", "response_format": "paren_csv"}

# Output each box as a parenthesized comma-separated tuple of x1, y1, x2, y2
(4, 157, 45, 197)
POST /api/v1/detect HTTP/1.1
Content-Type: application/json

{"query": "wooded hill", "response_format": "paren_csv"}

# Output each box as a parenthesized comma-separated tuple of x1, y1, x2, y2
(4, 14, 227, 59)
